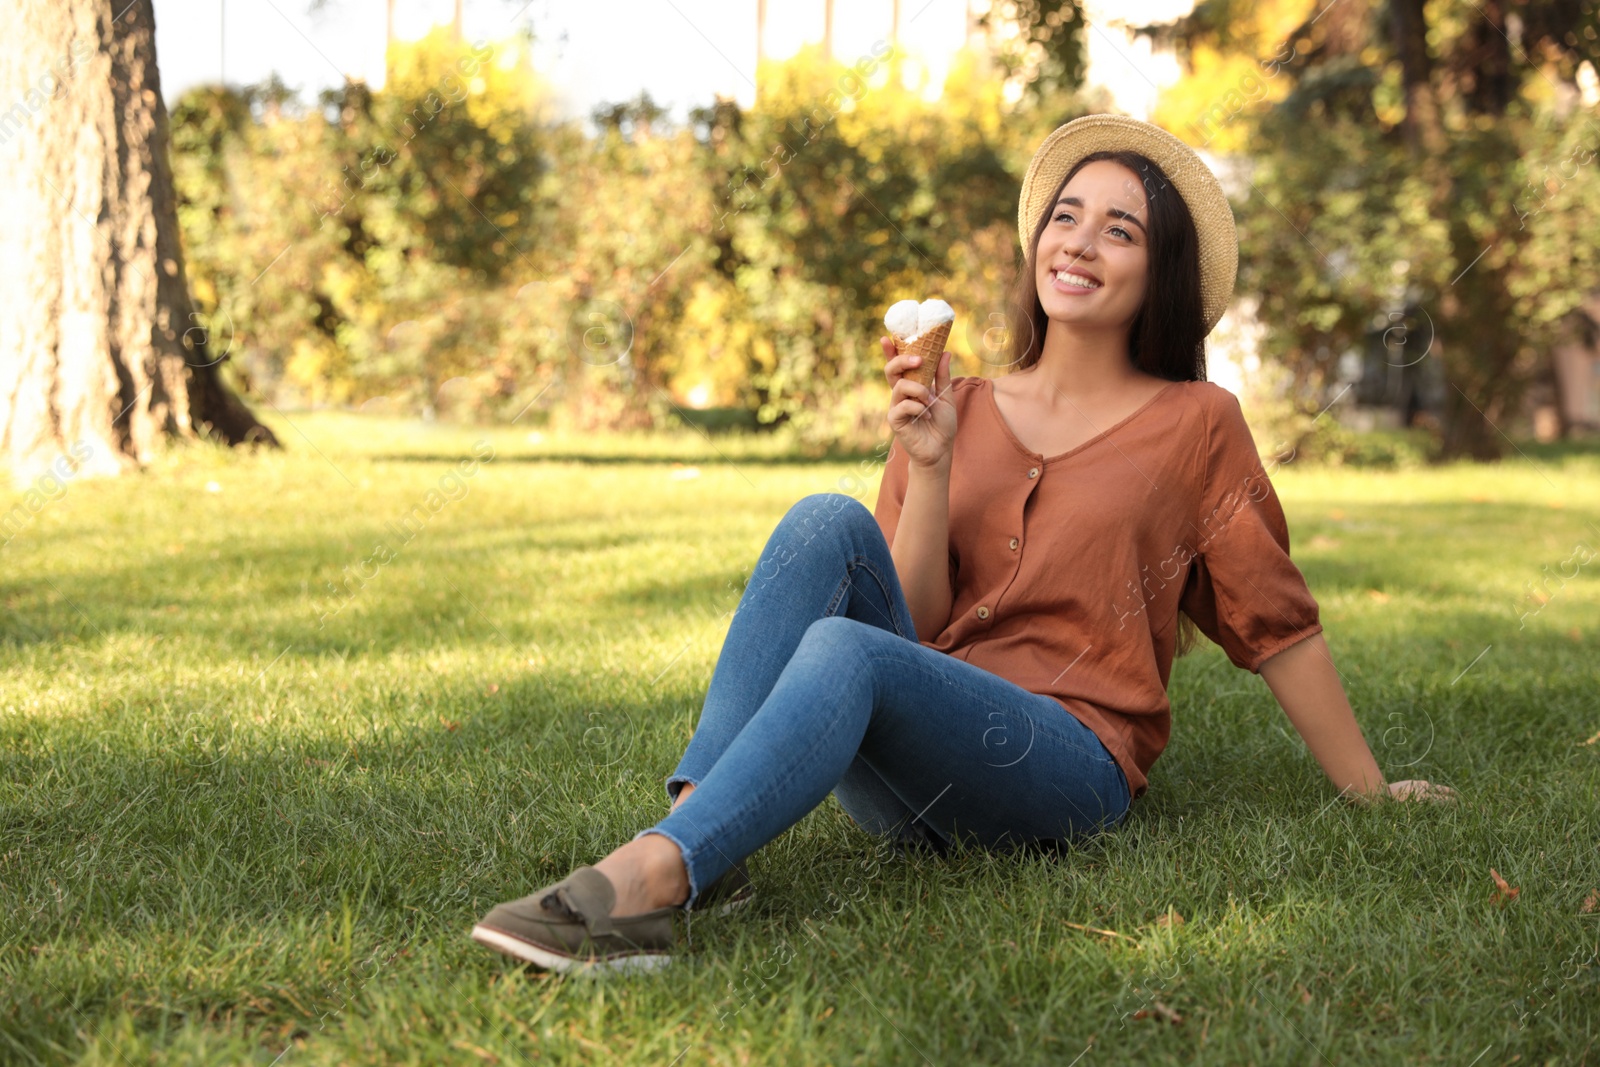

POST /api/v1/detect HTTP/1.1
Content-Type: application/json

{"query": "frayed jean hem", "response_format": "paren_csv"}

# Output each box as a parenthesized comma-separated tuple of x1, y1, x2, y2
(664, 775, 699, 806)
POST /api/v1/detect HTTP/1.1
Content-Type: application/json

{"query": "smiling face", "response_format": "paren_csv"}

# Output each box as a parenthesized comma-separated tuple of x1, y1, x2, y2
(1032, 159, 1151, 333)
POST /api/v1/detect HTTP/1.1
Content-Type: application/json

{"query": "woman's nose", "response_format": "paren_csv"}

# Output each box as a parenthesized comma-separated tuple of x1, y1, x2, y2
(1059, 236, 1096, 261)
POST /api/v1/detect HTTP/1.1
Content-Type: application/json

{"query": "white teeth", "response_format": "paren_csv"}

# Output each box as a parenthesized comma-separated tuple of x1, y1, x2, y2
(1054, 270, 1100, 289)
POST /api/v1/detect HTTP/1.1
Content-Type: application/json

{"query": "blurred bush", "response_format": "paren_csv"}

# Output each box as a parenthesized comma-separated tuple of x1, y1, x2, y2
(170, 32, 1039, 452)
(179, 28, 1540, 462)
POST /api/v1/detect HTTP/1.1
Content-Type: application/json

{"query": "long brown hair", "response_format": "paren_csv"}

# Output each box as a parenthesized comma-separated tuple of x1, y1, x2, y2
(1003, 149, 1209, 656)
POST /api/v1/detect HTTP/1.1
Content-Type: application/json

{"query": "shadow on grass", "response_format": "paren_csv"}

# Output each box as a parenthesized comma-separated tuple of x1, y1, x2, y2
(3, 497, 1595, 662)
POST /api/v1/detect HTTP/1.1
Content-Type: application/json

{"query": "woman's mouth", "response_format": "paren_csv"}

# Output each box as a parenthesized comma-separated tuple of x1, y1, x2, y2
(1049, 268, 1102, 293)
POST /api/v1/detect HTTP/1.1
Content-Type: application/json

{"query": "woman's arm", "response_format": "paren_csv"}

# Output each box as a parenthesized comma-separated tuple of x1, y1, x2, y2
(1258, 632, 1457, 804)
(892, 457, 954, 640)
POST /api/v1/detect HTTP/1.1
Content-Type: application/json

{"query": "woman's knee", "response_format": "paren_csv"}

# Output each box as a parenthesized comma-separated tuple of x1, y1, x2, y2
(753, 493, 880, 584)
(798, 613, 869, 656)
(795, 617, 909, 685)
(779, 492, 877, 547)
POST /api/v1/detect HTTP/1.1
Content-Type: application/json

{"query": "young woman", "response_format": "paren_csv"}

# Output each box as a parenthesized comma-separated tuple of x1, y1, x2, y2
(470, 114, 1456, 975)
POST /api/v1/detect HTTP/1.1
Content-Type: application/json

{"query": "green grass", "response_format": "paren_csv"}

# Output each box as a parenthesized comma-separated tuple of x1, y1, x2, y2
(3, 413, 1598, 1065)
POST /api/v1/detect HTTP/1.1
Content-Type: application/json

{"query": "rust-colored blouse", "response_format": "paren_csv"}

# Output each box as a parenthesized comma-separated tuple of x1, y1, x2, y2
(872, 375, 1323, 801)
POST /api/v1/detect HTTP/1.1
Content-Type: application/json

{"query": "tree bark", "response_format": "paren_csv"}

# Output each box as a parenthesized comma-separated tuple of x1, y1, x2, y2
(0, 0, 278, 488)
(1389, 0, 1438, 158)
(1388, 0, 1507, 459)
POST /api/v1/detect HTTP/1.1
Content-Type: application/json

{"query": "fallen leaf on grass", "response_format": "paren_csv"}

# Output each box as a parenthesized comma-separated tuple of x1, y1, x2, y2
(1366, 589, 1390, 603)
(1155, 909, 1185, 928)
(1490, 868, 1520, 906)
(1132, 1000, 1184, 1025)
(440, 716, 460, 732)
(1063, 920, 1138, 943)
(1582, 728, 1600, 746)
(1581, 890, 1599, 914)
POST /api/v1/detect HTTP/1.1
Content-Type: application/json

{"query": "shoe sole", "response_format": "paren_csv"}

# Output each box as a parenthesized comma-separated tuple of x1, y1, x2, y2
(470, 924, 673, 975)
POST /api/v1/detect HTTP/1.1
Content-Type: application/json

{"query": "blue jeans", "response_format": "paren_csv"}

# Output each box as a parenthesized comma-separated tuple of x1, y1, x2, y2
(634, 492, 1132, 909)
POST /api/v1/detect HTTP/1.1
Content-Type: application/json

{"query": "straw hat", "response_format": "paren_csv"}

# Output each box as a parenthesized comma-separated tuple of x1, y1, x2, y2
(1017, 113, 1238, 335)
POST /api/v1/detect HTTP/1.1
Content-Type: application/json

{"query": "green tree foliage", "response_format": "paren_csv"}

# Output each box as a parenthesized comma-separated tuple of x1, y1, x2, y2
(696, 43, 1022, 445)
(173, 30, 563, 414)
(1136, 0, 1600, 458)
(979, 0, 1089, 108)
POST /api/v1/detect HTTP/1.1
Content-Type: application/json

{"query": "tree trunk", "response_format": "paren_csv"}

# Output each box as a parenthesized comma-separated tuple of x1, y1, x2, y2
(0, 0, 278, 487)
(386, 0, 397, 85)
(1389, 0, 1438, 158)
(1389, 0, 1509, 460)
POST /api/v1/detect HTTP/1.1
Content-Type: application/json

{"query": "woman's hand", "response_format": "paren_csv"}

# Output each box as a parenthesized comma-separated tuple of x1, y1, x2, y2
(883, 337, 956, 470)
(1386, 779, 1458, 803)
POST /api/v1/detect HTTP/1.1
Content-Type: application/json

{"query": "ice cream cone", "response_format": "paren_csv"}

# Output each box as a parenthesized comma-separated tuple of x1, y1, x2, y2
(893, 319, 952, 392)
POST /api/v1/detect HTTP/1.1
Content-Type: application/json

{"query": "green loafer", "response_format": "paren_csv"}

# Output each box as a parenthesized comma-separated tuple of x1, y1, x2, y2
(471, 865, 679, 975)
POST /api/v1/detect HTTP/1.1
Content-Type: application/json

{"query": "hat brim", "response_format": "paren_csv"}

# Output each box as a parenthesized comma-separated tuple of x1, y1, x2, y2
(1018, 114, 1238, 335)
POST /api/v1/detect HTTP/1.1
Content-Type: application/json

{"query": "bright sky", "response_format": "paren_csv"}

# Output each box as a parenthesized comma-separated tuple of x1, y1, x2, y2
(153, 0, 973, 120)
(153, 0, 1192, 121)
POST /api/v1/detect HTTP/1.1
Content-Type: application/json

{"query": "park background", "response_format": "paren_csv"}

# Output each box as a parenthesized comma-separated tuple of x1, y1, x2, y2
(3, 0, 1599, 1064)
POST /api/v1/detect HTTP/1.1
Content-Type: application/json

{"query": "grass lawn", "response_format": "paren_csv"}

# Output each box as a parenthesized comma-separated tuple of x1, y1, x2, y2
(3, 412, 1598, 1065)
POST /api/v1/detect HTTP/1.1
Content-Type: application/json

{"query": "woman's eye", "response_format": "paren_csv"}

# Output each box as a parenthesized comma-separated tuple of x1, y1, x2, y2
(1054, 212, 1134, 240)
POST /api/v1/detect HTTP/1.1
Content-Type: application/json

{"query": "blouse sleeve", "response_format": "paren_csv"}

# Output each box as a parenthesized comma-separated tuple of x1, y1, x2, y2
(1178, 389, 1322, 673)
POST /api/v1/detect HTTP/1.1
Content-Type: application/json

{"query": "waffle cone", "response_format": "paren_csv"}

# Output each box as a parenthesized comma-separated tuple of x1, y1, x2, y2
(892, 319, 953, 391)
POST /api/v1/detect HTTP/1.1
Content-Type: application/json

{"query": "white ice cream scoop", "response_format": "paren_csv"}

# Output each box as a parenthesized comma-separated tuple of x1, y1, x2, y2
(915, 299, 954, 336)
(884, 299, 921, 339)
(884, 298, 955, 344)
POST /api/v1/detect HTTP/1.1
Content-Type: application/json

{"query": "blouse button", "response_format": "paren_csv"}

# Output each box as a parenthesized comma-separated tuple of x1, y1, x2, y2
(1027, 467, 1039, 479)
(976, 605, 991, 619)
(1008, 537, 1019, 551)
